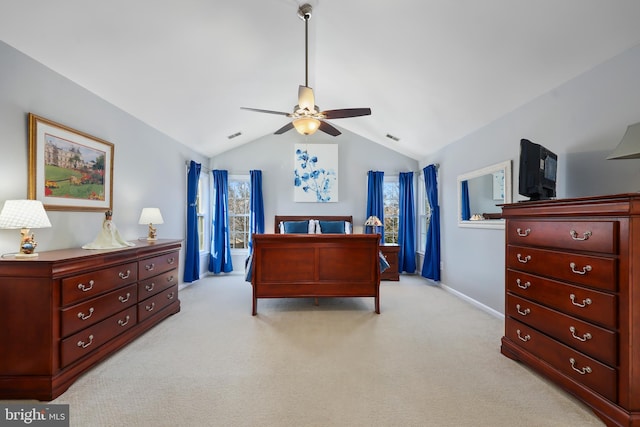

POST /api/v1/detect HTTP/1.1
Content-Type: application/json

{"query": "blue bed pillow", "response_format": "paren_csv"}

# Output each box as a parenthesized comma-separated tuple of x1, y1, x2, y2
(318, 220, 346, 234)
(283, 220, 310, 234)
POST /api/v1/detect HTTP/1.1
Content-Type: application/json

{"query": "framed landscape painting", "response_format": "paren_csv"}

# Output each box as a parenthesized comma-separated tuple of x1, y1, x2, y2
(28, 113, 114, 211)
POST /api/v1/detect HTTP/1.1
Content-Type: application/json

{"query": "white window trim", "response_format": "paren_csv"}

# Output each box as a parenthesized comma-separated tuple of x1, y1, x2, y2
(228, 174, 250, 255)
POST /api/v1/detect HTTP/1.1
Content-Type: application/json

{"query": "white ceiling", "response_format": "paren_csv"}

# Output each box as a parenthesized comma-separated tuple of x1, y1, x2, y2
(2, 1, 640, 160)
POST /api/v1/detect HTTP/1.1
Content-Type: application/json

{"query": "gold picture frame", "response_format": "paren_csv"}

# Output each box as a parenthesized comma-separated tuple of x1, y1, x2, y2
(28, 113, 114, 212)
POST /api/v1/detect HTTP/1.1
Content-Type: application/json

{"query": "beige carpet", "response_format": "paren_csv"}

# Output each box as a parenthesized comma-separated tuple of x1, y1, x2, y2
(8, 275, 604, 426)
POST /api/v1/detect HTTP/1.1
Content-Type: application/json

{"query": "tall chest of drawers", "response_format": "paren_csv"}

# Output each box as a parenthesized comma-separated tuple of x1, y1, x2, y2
(0, 239, 181, 400)
(501, 194, 640, 427)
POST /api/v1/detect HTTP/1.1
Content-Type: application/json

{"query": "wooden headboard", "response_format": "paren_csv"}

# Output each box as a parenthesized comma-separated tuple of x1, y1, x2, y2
(274, 215, 353, 233)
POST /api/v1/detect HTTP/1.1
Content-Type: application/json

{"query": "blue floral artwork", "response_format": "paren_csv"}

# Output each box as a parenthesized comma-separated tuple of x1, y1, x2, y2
(293, 144, 338, 202)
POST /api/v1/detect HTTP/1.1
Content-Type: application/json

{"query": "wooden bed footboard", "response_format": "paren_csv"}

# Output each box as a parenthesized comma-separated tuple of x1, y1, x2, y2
(250, 234, 381, 315)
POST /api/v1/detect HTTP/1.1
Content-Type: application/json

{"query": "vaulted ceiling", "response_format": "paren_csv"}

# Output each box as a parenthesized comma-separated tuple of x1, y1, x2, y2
(2, 1, 640, 160)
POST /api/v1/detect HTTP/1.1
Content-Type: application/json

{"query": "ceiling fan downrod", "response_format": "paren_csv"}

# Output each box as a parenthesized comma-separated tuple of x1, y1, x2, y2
(298, 4, 313, 88)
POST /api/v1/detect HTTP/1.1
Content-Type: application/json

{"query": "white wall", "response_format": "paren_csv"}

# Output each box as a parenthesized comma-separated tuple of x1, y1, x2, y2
(0, 41, 209, 281)
(210, 128, 418, 270)
(421, 43, 640, 313)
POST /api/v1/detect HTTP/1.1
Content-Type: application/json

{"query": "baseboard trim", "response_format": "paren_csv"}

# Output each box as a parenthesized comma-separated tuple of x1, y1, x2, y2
(439, 282, 505, 320)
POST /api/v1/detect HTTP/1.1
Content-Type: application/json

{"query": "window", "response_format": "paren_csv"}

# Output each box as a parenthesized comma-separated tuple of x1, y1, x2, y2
(227, 175, 250, 251)
(383, 177, 399, 244)
(195, 172, 208, 252)
(417, 175, 431, 253)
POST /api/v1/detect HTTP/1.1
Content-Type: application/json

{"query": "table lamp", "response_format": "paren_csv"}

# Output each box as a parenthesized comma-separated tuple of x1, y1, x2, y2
(138, 207, 164, 241)
(364, 215, 383, 234)
(607, 122, 640, 159)
(0, 199, 52, 258)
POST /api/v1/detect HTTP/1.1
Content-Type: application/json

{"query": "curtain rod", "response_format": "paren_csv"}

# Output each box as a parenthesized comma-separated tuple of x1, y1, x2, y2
(365, 164, 439, 176)
(185, 160, 211, 173)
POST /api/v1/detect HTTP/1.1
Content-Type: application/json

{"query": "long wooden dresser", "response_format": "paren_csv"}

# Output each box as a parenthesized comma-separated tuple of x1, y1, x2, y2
(0, 239, 182, 401)
(501, 194, 640, 426)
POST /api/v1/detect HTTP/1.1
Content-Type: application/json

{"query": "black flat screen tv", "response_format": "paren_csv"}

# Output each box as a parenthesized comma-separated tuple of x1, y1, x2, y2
(518, 138, 557, 201)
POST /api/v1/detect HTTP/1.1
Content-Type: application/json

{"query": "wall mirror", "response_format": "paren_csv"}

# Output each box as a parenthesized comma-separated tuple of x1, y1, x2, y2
(457, 160, 511, 229)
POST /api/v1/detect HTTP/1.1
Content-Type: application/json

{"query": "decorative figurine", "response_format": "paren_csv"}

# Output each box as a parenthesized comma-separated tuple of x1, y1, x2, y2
(82, 210, 134, 249)
(20, 229, 37, 254)
(148, 224, 157, 240)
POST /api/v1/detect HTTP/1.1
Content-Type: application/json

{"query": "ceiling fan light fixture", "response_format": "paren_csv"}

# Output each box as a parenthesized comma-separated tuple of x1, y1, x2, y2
(241, 3, 371, 137)
(293, 117, 320, 135)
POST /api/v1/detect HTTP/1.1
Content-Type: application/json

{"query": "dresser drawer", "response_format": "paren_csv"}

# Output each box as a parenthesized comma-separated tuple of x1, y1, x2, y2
(506, 270, 617, 328)
(61, 262, 138, 306)
(138, 252, 179, 280)
(505, 319, 617, 401)
(138, 269, 178, 299)
(507, 245, 616, 291)
(61, 283, 137, 337)
(507, 220, 617, 254)
(61, 306, 137, 367)
(506, 294, 617, 366)
(138, 283, 179, 323)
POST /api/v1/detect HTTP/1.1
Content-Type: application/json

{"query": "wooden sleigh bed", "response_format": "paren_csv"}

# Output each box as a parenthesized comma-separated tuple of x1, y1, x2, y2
(248, 215, 382, 315)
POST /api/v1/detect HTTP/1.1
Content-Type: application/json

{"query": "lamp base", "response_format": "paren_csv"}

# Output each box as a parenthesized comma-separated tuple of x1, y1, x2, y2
(15, 252, 39, 259)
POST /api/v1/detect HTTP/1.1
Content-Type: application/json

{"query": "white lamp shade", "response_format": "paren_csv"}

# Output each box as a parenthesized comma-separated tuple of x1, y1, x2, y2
(0, 200, 52, 229)
(138, 208, 164, 225)
(607, 122, 640, 159)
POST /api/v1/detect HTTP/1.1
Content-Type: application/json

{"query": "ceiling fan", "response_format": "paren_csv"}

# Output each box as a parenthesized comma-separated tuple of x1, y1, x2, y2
(241, 3, 371, 136)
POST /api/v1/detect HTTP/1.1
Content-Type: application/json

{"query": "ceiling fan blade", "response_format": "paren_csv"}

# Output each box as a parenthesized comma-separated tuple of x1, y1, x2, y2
(298, 86, 315, 111)
(319, 120, 341, 136)
(274, 122, 295, 135)
(322, 108, 372, 119)
(241, 107, 290, 116)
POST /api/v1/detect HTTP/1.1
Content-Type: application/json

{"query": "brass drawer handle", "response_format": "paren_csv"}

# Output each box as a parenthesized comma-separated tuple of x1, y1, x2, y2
(119, 293, 131, 303)
(167, 292, 175, 300)
(516, 304, 530, 316)
(77, 280, 94, 292)
(570, 294, 592, 308)
(119, 270, 131, 280)
(569, 358, 592, 375)
(145, 283, 155, 292)
(517, 254, 531, 264)
(145, 263, 155, 271)
(77, 307, 94, 321)
(118, 315, 131, 327)
(570, 262, 592, 275)
(516, 228, 531, 237)
(516, 329, 530, 342)
(570, 230, 592, 241)
(167, 257, 176, 264)
(77, 335, 94, 349)
(145, 302, 155, 312)
(167, 276, 175, 284)
(569, 326, 592, 342)
(516, 279, 531, 289)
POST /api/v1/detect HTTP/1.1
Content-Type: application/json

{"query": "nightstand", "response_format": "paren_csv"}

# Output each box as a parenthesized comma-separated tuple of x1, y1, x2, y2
(379, 244, 400, 281)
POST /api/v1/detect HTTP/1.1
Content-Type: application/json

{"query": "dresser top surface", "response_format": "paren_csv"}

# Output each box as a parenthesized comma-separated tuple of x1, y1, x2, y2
(502, 193, 640, 217)
(0, 239, 182, 264)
